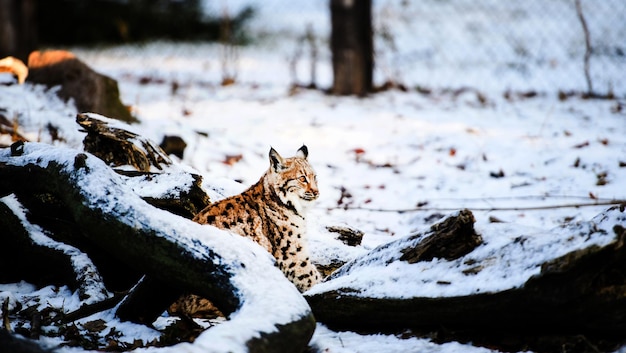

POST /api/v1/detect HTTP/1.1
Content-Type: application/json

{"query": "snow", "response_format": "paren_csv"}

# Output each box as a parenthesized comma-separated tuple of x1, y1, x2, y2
(311, 323, 498, 353)
(0, 83, 81, 148)
(122, 171, 196, 199)
(1, 0, 626, 352)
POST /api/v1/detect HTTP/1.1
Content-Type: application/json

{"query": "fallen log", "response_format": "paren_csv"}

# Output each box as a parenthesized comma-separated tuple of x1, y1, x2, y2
(0, 142, 315, 352)
(306, 207, 626, 352)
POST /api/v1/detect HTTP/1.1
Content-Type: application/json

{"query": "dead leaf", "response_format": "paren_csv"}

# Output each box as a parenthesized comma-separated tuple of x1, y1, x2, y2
(573, 141, 589, 149)
(337, 186, 353, 206)
(490, 169, 505, 178)
(222, 154, 243, 165)
(462, 265, 484, 275)
(562, 216, 576, 223)
(104, 339, 119, 351)
(82, 319, 106, 333)
(221, 77, 236, 86)
(596, 172, 608, 186)
(351, 148, 366, 162)
(488, 216, 504, 223)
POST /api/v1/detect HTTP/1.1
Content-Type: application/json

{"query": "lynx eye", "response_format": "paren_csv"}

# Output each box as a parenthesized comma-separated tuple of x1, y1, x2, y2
(298, 176, 308, 183)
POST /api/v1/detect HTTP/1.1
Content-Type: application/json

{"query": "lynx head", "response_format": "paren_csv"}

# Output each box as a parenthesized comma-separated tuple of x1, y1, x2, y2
(267, 145, 319, 214)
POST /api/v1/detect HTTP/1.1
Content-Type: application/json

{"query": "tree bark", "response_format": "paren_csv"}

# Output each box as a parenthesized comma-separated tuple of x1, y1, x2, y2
(330, 0, 373, 96)
(77, 113, 166, 171)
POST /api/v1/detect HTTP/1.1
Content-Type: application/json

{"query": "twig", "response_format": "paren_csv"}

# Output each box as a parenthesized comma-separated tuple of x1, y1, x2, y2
(57, 291, 128, 324)
(404, 195, 619, 203)
(219, 2, 239, 86)
(30, 312, 41, 339)
(327, 200, 626, 213)
(2, 297, 10, 331)
(306, 23, 318, 88)
(575, 0, 593, 95)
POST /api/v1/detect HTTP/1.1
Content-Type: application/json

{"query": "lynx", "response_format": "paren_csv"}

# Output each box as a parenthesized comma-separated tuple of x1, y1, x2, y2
(193, 145, 322, 292)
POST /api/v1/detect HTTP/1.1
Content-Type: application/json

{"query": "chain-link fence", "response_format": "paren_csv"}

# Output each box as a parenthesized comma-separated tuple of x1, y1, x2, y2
(68, 0, 625, 99)
(372, 0, 626, 96)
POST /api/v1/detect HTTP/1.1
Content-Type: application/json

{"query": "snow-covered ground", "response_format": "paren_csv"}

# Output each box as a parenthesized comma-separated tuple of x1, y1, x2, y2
(1, 1, 626, 352)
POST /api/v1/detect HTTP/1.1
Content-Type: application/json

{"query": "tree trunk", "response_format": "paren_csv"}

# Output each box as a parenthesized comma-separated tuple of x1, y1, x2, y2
(0, 0, 37, 62)
(330, 0, 373, 96)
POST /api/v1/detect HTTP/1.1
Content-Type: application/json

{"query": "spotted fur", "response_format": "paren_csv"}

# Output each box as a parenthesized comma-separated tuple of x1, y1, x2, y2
(193, 145, 322, 292)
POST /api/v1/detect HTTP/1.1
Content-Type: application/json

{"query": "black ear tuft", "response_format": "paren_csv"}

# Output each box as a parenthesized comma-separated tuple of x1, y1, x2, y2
(269, 147, 285, 171)
(296, 145, 308, 159)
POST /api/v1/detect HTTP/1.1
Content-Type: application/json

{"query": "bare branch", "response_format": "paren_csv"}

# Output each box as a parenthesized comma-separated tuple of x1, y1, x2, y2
(575, 0, 593, 95)
(328, 200, 626, 213)
(2, 298, 10, 331)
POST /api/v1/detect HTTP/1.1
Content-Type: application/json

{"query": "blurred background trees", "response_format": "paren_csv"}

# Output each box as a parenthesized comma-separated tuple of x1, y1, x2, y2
(1, 0, 623, 98)
(0, 0, 254, 62)
(0, 0, 37, 62)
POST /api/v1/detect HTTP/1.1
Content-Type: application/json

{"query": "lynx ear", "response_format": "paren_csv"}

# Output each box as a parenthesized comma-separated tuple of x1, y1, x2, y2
(269, 147, 285, 171)
(296, 145, 308, 159)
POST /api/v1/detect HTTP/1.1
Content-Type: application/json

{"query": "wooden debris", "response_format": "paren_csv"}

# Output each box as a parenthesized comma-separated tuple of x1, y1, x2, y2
(77, 113, 170, 172)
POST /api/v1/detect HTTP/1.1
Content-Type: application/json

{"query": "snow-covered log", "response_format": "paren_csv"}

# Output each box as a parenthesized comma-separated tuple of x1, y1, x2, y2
(305, 207, 626, 350)
(0, 142, 315, 353)
(119, 170, 211, 219)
